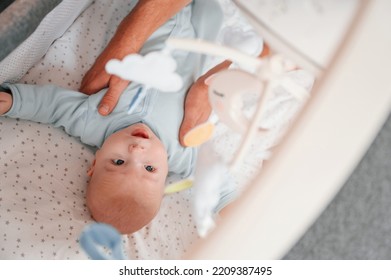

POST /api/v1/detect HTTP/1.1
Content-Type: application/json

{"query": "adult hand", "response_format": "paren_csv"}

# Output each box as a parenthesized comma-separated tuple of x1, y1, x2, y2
(79, 0, 191, 116)
(179, 43, 270, 146)
(179, 79, 212, 146)
(179, 60, 232, 147)
(79, 44, 133, 116)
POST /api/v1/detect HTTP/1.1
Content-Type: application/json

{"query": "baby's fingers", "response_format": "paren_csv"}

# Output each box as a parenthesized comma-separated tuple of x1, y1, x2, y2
(0, 92, 12, 115)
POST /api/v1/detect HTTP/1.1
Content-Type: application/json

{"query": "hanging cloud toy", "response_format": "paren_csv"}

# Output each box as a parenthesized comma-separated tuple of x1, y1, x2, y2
(105, 51, 183, 92)
(105, 50, 184, 114)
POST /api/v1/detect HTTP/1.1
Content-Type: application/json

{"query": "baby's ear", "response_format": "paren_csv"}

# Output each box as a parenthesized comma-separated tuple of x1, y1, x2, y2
(87, 159, 96, 177)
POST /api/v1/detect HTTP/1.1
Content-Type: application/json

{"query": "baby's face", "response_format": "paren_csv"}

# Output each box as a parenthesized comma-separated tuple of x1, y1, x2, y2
(90, 123, 169, 189)
(86, 123, 168, 233)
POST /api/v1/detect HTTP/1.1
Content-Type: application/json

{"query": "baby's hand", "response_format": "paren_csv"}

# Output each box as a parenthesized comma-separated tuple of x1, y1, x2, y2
(0, 92, 12, 115)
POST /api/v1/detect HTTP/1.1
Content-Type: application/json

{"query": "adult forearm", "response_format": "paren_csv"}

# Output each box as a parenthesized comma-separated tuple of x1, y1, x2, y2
(107, 0, 192, 56)
(80, 0, 192, 114)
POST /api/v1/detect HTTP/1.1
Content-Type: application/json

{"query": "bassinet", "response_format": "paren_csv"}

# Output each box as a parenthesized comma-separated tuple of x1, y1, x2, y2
(1, 0, 390, 260)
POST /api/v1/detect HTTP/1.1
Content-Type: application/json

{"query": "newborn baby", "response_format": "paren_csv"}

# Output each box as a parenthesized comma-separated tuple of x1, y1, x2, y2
(0, 4, 198, 234)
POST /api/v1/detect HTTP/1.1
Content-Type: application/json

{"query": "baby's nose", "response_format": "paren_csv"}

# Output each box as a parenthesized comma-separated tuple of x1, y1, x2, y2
(128, 143, 144, 152)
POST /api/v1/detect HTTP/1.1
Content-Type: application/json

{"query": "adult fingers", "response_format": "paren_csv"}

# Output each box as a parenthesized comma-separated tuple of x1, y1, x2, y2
(179, 116, 193, 147)
(80, 69, 110, 95)
(98, 76, 129, 116)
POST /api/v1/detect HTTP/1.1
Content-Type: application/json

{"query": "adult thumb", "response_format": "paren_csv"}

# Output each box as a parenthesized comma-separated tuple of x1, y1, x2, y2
(98, 76, 129, 116)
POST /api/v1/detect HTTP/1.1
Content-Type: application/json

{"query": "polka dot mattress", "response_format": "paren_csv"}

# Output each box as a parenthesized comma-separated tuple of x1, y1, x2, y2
(0, 0, 200, 260)
(0, 0, 312, 259)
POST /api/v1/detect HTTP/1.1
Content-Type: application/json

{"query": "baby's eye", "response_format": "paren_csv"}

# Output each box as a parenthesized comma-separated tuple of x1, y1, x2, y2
(112, 159, 125, 166)
(144, 165, 156, 173)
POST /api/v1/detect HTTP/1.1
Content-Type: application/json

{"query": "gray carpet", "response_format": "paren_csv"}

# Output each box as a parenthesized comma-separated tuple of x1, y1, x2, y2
(284, 112, 391, 259)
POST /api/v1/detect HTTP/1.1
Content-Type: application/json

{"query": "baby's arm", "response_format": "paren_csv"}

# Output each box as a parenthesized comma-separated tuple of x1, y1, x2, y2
(2, 83, 88, 139)
(0, 92, 12, 115)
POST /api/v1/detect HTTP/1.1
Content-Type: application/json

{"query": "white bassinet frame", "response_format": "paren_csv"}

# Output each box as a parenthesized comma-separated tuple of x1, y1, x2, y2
(185, 0, 391, 259)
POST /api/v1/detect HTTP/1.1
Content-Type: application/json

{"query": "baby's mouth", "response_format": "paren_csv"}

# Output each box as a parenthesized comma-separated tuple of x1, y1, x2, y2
(131, 128, 150, 139)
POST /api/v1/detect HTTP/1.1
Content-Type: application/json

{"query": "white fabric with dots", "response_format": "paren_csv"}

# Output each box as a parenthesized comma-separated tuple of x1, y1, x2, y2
(0, 0, 312, 259)
(0, 0, 199, 260)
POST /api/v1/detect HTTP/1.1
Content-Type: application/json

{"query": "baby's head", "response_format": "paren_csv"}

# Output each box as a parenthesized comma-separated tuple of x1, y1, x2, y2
(86, 123, 169, 234)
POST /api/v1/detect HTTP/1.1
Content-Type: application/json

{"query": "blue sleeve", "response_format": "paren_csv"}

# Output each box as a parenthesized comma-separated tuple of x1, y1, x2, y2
(3, 83, 89, 140)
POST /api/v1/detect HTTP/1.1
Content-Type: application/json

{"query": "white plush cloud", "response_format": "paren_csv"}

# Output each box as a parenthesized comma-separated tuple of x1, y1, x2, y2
(105, 51, 183, 92)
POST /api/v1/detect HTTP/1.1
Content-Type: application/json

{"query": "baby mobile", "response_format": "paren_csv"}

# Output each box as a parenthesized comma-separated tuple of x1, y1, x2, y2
(79, 16, 311, 259)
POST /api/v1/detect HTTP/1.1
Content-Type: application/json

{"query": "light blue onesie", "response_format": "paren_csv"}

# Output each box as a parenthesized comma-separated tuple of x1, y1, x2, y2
(1, 3, 213, 178)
